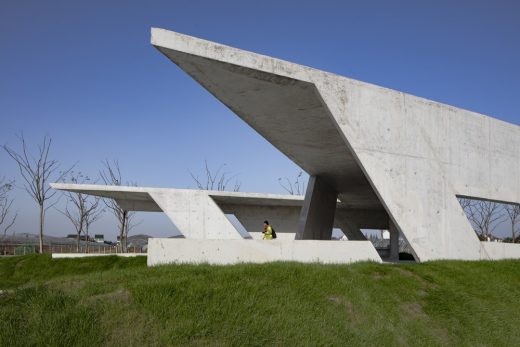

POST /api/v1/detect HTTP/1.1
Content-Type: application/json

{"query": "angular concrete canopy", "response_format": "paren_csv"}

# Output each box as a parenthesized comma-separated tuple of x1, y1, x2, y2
(152, 31, 380, 210)
(151, 28, 520, 262)
(50, 183, 387, 242)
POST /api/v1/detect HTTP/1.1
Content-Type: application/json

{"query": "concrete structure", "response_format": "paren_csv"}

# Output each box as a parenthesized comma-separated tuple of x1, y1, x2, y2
(149, 28, 520, 262)
(50, 183, 383, 240)
(51, 28, 520, 264)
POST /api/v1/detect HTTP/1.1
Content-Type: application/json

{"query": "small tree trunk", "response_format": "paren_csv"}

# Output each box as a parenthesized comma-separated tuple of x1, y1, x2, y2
(85, 227, 89, 254)
(119, 211, 127, 253)
(39, 204, 44, 254)
(123, 221, 129, 254)
(513, 224, 516, 243)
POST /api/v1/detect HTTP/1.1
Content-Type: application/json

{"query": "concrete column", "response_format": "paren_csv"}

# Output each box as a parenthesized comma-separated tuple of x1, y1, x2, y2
(389, 220, 399, 262)
(296, 175, 338, 240)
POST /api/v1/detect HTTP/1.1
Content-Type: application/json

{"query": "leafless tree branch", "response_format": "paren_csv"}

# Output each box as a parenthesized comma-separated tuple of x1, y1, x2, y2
(0, 178, 18, 240)
(278, 171, 306, 195)
(100, 159, 137, 252)
(505, 204, 520, 243)
(461, 199, 506, 238)
(58, 172, 104, 252)
(3, 134, 74, 252)
(189, 160, 241, 192)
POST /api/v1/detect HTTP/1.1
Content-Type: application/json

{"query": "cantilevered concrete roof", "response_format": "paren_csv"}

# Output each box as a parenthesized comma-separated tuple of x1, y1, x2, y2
(50, 183, 305, 211)
(50, 183, 363, 210)
(151, 28, 382, 210)
(50, 183, 389, 239)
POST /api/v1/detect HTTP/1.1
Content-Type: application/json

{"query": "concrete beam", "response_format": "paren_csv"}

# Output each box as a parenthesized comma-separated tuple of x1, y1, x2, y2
(297, 176, 338, 240)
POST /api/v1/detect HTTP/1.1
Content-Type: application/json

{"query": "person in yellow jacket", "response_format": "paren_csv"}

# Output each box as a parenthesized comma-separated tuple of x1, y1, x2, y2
(262, 220, 273, 240)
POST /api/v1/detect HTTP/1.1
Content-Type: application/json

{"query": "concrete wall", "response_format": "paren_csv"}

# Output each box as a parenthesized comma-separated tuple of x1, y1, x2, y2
(481, 242, 520, 260)
(219, 203, 301, 235)
(147, 238, 381, 265)
(315, 80, 500, 261)
(52, 253, 146, 259)
(249, 232, 296, 240)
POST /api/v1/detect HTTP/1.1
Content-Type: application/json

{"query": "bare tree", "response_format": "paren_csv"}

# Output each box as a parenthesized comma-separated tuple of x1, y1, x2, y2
(278, 171, 306, 195)
(458, 197, 477, 232)
(466, 200, 505, 239)
(58, 172, 103, 252)
(60, 195, 84, 252)
(189, 160, 241, 192)
(122, 211, 141, 252)
(504, 204, 520, 243)
(3, 135, 74, 253)
(83, 198, 103, 253)
(0, 178, 18, 239)
(99, 160, 137, 253)
(458, 197, 474, 212)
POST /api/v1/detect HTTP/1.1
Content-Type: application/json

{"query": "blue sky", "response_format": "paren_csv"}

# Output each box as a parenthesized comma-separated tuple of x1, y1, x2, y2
(1, 0, 519, 239)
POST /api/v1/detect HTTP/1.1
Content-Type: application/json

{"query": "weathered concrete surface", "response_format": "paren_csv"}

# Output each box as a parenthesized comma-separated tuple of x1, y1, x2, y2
(147, 238, 381, 265)
(297, 175, 338, 240)
(151, 28, 520, 261)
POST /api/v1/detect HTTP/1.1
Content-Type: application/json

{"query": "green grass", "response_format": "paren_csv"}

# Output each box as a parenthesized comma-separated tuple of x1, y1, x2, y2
(1, 255, 520, 346)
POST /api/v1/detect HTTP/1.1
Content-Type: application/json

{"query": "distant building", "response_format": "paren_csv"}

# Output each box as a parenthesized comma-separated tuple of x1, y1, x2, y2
(66, 234, 90, 241)
(94, 234, 104, 243)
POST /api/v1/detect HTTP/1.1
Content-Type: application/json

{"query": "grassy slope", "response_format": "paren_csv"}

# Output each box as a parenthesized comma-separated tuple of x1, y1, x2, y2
(1, 255, 519, 347)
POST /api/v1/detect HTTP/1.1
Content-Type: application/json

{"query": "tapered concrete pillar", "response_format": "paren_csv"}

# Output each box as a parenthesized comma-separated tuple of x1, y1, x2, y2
(389, 221, 399, 262)
(296, 175, 338, 240)
(148, 190, 242, 239)
(333, 218, 366, 240)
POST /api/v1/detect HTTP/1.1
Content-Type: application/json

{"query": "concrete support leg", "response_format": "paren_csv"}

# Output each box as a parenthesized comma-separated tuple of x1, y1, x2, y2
(296, 175, 338, 240)
(148, 190, 242, 239)
(389, 221, 399, 262)
(340, 225, 367, 241)
(333, 214, 367, 241)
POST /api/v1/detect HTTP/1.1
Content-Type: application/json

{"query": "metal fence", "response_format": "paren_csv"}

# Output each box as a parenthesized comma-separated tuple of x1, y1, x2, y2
(0, 243, 145, 256)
